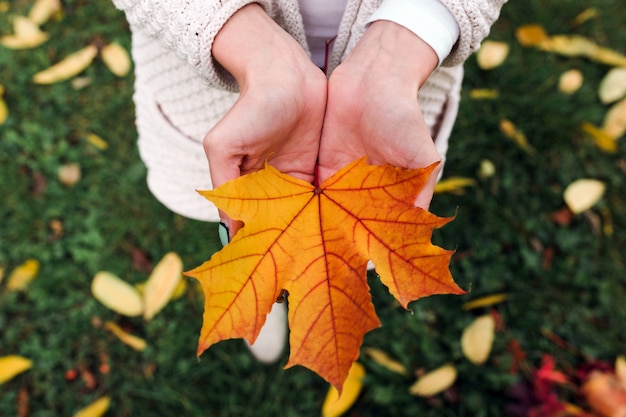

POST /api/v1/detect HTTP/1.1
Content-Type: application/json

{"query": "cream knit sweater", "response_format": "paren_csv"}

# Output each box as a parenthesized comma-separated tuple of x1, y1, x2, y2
(112, 0, 505, 221)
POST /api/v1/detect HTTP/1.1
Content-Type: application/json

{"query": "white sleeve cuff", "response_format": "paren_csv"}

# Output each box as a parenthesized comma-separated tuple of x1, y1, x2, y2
(366, 0, 460, 65)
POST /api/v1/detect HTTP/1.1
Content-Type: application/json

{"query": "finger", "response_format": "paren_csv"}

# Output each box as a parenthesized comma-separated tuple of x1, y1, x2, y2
(414, 162, 441, 209)
(203, 127, 245, 240)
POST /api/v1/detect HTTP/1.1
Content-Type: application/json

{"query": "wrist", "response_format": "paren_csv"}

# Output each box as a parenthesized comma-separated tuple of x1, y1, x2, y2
(357, 20, 438, 88)
(212, 4, 315, 88)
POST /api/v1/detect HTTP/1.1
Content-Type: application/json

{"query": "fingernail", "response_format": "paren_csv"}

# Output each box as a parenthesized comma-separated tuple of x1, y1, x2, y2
(218, 221, 230, 247)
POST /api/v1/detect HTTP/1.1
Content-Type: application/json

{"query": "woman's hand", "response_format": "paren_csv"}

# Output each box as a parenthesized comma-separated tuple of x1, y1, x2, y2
(318, 20, 441, 209)
(204, 4, 327, 236)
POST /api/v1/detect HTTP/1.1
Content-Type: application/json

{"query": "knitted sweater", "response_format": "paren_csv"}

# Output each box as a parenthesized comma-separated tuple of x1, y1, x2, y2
(112, 0, 506, 221)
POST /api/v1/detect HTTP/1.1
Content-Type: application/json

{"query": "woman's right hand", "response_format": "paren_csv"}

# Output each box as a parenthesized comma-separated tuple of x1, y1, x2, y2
(204, 4, 327, 238)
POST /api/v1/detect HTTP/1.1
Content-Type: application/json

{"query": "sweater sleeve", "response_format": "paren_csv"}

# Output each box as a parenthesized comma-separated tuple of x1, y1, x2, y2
(439, 0, 507, 66)
(110, 0, 307, 91)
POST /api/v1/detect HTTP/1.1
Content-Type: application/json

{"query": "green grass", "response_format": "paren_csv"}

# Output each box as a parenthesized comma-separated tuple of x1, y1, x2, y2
(1, 1, 625, 416)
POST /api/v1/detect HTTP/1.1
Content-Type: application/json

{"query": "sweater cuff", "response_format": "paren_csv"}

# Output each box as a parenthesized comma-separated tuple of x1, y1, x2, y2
(366, 0, 459, 65)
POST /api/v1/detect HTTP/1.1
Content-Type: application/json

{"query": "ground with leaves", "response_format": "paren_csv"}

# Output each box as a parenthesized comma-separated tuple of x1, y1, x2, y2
(1, 1, 625, 416)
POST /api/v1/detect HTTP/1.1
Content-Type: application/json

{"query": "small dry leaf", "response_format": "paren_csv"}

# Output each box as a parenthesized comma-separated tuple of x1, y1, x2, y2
(85, 133, 108, 150)
(91, 271, 143, 317)
(500, 119, 536, 155)
(28, 0, 61, 25)
(101, 42, 131, 77)
(477, 159, 496, 179)
(58, 163, 81, 187)
(0, 96, 7, 125)
(539, 35, 626, 67)
(73, 396, 111, 417)
(0, 356, 32, 384)
(363, 347, 407, 375)
(564, 179, 606, 214)
(581, 122, 618, 153)
(477, 40, 509, 70)
(33, 45, 98, 84)
(462, 293, 508, 310)
(603, 98, 626, 139)
(0, 16, 48, 49)
(434, 177, 476, 194)
(321, 362, 365, 417)
(581, 371, 626, 417)
(572, 8, 599, 26)
(515, 24, 548, 47)
(539, 35, 596, 57)
(469, 89, 499, 100)
(461, 314, 496, 365)
(71, 76, 92, 90)
(558, 69, 583, 94)
(104, 321, 147, 351)
(6, 259, 40, 291)
(409, 364, 457, 397)
(143, 252, 183, 321)
(599, 68, 626, 105)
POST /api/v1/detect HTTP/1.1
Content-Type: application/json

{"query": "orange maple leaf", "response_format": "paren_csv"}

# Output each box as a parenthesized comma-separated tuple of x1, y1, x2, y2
(185, 158, 464, 389)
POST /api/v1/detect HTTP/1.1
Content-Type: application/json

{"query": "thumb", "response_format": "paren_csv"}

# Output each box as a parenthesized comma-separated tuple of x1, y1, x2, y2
(203, 132, 245, 241)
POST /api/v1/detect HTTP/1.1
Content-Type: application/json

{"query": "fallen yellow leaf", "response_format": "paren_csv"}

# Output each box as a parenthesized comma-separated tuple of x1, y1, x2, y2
(33, 45, 98, 84)
(58, 163, 81, 187)
(85, 132, 108, 150)
(477, 159, 496, 179)
(476, 40, 509, 70)
(321, 362, 365, 417)
(6, 259, 40, 291)
(0, 355, 32, 384)
(143, 252, 183, 321)
(71, 76, 92, 90)
(363, 347, 407, 375)
(0, 96, 7, 125)
(469, 88, 499, 100)
(0, 16, 48, 49)
(409, 364, 457, 397)
(104, 321, 147, 351)
(539, 34, 595, 56)
(101, 42, 131, 77)
(599, 68, 626, 105)
(462, 293, 508, 310)
(558, 69, 583, 94)
(499, 119, 536, 155)
(28, 0, 61, 25)
(572, 8, 599, 26)
(91, 271, 143, 317)
(581, 122, 618, 153)
(461, 314, 496, 365)
(0, 1, 9, 13)
(539, 35, 626, 67)
(603, 97, 626, 140)
(515, 24, 548, 47)
(434, 177, 476, 194)
(136, 276, 187, 299)
(73, 396, 111, 417)
(564, 179, 606, 214)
